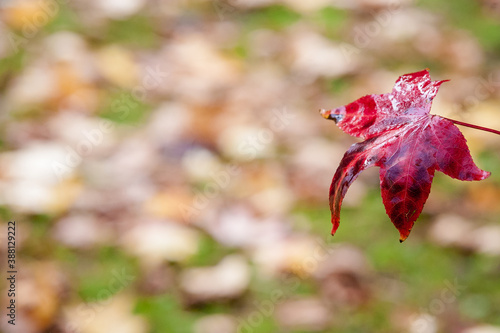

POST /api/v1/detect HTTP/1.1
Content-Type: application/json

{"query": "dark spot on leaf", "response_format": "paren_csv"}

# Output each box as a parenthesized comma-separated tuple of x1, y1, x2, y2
(322, 69, 490, 242)
(359, 115, 376, 129)
(346, 102, 360, 114)
(385, 166, 402, 183)
(407, 183, 422, 199)
(414, 166, 430, 184)
(390, 182, 404, 195)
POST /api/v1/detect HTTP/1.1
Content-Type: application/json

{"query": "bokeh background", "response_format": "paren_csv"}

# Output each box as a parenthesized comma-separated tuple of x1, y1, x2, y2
(1, 0, 500, 332)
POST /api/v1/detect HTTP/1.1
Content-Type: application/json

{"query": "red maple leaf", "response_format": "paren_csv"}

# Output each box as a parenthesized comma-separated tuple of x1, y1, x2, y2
(321, 69, 493, 242)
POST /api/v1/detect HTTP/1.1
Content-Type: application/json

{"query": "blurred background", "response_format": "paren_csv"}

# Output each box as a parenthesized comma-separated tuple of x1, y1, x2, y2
(0, 0, 500, 332)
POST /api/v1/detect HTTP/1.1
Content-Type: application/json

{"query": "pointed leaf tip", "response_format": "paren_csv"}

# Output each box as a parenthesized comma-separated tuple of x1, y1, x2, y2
(321, 69, 490, 242)
(319, 109, 330, 119)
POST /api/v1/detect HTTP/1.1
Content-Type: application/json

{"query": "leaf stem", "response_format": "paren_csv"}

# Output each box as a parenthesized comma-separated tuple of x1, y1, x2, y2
(442, 117, 500, 136)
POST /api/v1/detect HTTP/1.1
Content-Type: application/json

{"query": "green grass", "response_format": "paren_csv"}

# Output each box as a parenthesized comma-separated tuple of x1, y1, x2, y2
(135, 295, 196, 333)
(42, 3, 83, 34)
(242, 5, 301, 31)
(310, 6, 349, 40)
(99, 90, 151, 124)
(4, 2, 500, 332)
(186, 234, 236, 267)
(418, 0, 500, 52)
(478, 150, 500, 183)
(0, 49, 27, 80)
(103, 15, 160, 48)
(20, 214, 56, 258)
(77, 246, 138, 301)
(292, 185, 500, 330)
